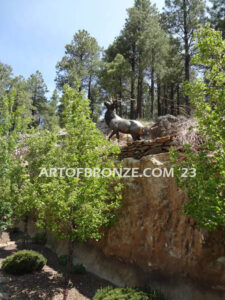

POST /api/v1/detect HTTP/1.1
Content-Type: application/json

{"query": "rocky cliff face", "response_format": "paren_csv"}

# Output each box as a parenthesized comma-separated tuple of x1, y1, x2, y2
(21, 150, 225, 299)
(96, 153, 225, 292)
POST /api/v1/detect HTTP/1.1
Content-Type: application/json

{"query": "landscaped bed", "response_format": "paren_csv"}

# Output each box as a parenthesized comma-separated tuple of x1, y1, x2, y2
(0, 231, 112, 300)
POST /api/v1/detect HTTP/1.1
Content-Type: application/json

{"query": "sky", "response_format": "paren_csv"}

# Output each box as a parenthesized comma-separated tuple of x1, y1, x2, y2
(0, 0, 165, 98)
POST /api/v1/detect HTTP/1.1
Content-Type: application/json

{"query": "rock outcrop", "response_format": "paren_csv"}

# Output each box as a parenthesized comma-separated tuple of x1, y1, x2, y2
(21, 152, 225, 300)
(96, 153, 225, 294)
(119, 135, 177, 159)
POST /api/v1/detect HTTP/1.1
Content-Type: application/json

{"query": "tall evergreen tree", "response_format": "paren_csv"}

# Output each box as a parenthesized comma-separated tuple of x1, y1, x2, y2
(43, 89, 59, 131)
(100, 54, 131, 116)
(163, 0, 205, 111)
(142, 13, 169, 118)
(0, 62, 13, 100)
(105, 0, 161, 119)
(56, 30, 101, 118)
(11, 76, 33, 122)
(208, 0, 225, 38)
(27, 70, 48, 127)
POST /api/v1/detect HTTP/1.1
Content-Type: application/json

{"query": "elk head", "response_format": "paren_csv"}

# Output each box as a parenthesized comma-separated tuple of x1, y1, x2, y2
(104, 99, 118, 110)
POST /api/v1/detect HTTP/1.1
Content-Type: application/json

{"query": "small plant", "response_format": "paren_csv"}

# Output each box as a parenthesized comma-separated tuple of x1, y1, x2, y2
(58, 255, 67, 266)
(142, 285, 165, 300)
(93, 286, 164, 300)
(58, 255, 86, 274)
(1, 250, 47, 275)
(32, 232, 47, 245)
(71, 263, 86, 274)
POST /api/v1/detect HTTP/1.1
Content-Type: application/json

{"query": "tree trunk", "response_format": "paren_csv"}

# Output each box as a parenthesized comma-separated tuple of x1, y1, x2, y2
(119, 78, 123, 116)
(177, 84, 180, 115)
(163, 84, 168, 115)
(63, 240, 74, 300)
(150, 64, 155, 119)
(170, 84, 175, 115)
(157, 79, 161, 117)
(23, 216, 29, 249)
(130, 44, 136, 119)
(183, 0, 190, 114)
(137, 70, 143, 119)
(88, 76, 94, 118)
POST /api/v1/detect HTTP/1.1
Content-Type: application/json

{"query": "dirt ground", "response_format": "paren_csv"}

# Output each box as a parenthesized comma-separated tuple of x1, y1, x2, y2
(0, 231, 111, 300)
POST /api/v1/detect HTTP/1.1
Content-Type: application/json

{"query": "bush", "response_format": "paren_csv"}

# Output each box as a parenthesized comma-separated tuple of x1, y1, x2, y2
(92, 286, 164, 300)
(58, 255, 67, 266)
(32, 232, 47, 245)
(1, 250, 47, 275)
(72, 263, 86, 274)
(58, 256, 86, 274)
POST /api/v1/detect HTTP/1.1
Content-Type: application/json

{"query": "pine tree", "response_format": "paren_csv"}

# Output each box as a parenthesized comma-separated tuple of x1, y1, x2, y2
(43, 89, 59, 131)
(208, 0, 225, 38)
(11, 76, 33, 123)
(0, 62, 13, 100)
(27, 70, 48, 127)
(56, 30, 101, 118)
(100, 54, 131, 116)
(163, 0, 205, 112)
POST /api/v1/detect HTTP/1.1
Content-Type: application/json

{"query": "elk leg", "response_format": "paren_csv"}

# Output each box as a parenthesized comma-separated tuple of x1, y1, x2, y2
(132, 134, 141, 141)
(132, 134, 138, 141)
(108, 130, 116, 140)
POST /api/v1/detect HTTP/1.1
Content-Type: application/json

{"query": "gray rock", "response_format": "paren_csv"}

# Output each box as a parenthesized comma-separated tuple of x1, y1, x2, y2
(217, 257, 225, 266)
(0, 292, 9, 300)
(0, 277, 8, 284)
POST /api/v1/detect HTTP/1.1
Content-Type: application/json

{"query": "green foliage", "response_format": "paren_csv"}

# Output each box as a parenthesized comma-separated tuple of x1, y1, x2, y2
(100, 54, 131, 100)
(71, 263, 86, 274)
(11, 76, 33, 123)
(56, 30, 101, 90)
(27, 70, 48, 127)
(1, 250, 47, 275)
(24, 84, 123, 242)
(208, 0, 225, 38)
(0, 91, 29, 232)
(58, 255, 68, 266)
(163, 0, 205, 36)
(0, 62, 13, 100)
(32, 232, 47, 245)
(93, 286, 164, 300)
(171, 25, 225, 231)
(56, 30, 102, 120)
(0, 203, 12, 233)
(58, 255, 86, 273)
(43, 89, 59, 131)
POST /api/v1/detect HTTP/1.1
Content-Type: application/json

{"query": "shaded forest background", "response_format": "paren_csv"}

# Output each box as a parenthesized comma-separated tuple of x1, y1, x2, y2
(1, 0, 225, 128)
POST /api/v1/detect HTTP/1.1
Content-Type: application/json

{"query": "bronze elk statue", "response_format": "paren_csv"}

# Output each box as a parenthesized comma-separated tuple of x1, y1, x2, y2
(104, 100, 144, 141)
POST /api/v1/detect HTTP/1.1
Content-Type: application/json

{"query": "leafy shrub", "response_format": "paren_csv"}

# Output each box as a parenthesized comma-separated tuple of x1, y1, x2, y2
(32, 232, 47, 245)
(142, 286, 165, 300)
(58, 255, 86, 274)
(92, 286, 164, 300)
(1, 250, 47, 275)
(71, 263, 86, 274)
(170, 25, 225, 231)
(58, 255, 67, 266)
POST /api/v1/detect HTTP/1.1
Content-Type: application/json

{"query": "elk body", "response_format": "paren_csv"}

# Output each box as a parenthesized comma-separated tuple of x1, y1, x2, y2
(104, 100, 144, 141)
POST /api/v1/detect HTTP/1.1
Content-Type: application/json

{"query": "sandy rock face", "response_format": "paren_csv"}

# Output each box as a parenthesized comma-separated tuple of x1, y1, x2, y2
(97, 153, 225, 290)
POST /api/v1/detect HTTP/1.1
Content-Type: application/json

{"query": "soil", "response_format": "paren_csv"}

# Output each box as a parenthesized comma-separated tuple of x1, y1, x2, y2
(0, 231, 112, 300)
